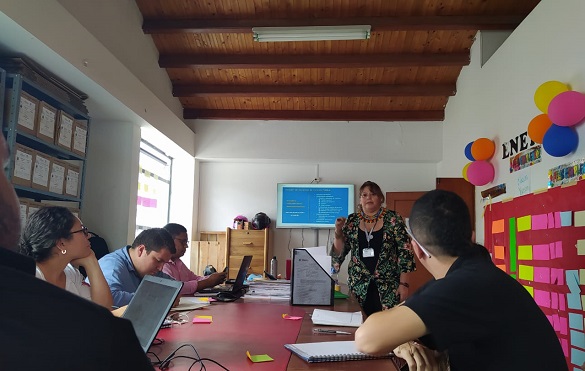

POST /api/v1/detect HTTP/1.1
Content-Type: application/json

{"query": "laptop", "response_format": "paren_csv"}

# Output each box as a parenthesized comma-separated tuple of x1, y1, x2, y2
(199, 255, 252, 298)
(122, 275, 183, 352)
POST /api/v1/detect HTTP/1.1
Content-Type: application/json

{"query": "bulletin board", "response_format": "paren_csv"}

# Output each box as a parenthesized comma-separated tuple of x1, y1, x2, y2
(484, 180, 585, 369)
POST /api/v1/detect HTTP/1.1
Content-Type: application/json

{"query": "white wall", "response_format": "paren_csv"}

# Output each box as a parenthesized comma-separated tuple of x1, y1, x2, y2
(438, 0, 585, 243)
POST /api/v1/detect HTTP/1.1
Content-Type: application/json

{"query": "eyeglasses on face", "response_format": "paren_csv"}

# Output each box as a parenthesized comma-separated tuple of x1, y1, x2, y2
(70, 226, 89, 237)
(174, 238, 189, 246)
(405, 219, 432, 258)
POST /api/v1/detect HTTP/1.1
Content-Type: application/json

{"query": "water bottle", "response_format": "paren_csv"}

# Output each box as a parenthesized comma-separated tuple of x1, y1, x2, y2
(270, 256, 278, 277)
(331, 267, 340, 291)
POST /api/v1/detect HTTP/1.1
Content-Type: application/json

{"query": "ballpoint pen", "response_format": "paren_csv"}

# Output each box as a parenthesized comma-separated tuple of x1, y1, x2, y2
(313, 328, 352, 335)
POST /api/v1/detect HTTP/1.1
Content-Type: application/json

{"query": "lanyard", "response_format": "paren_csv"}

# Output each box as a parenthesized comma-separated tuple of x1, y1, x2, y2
(365, 218, 378, 248)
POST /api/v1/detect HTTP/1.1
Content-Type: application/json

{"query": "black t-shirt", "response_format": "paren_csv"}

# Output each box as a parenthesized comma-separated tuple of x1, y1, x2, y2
(404, 250, 567, 371)
(0, 248, 154, 371)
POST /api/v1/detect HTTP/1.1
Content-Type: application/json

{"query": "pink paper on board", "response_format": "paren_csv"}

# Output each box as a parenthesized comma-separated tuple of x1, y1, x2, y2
(550, 243, 556, 259)
(560, 294, 566, 311)
(556, 241, 563, 258)
(548, 212, 555, 229)
(532, 214, 548, 230)
(533, 244, 550, 260)
(555, 212, 562, 228)
(547, 314, 553, 327)
(551, 292, 558, 309)
(534, 289, 551, 308)
(552, 314, 560, 331)
(534, 267, 551, 284)
(556, 268, 565, 285)
(560, 316, 568, 335)
(561, 338, 568, 357)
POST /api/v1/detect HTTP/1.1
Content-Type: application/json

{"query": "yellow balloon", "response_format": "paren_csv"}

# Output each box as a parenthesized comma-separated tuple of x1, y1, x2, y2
(534, 81, 570, 113)
(462, 162, 471, 182)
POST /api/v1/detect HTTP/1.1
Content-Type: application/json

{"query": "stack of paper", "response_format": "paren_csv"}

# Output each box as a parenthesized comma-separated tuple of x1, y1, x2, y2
(311, 309, 363, 327)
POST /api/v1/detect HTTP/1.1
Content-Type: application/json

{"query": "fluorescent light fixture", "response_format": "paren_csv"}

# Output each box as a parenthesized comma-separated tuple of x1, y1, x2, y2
(252, 25, 371, 42)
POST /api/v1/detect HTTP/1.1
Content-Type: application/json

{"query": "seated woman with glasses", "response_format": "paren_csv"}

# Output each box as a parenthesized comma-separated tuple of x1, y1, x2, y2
(19, 206, 113, 309)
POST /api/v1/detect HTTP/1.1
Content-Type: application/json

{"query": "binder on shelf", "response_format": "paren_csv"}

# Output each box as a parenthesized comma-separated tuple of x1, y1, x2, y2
(291, 248, 334, 306)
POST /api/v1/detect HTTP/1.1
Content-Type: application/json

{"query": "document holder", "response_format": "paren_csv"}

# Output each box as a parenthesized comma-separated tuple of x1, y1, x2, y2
(291, 248, 334, 306)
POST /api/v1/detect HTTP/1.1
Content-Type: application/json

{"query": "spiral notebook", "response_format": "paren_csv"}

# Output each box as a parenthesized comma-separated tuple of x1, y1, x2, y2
(284, 340, 393, 363)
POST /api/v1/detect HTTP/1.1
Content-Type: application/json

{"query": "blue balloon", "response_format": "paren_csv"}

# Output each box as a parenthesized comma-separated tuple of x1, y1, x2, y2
(542, 124, 579, 157)
(464, 141, 475, 161)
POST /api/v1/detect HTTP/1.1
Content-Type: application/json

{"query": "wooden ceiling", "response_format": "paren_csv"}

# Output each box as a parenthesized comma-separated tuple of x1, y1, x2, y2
(135, 0, 539, 122)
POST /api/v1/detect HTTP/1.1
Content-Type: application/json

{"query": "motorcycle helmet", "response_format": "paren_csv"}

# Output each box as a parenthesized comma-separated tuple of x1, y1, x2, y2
(252, 212, 271, 230)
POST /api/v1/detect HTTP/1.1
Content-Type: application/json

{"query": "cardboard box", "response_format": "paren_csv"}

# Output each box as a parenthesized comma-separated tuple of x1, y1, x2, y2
(65, 164, 80, 197)
(55, 110, 74, 150)
(72, 119, 88, 156)
(11, 143, 34, 187)
(31, 150, 51, 191)
(14, 90, 39, 135)
(18, 198, 29, 228)
(48, 159, 66, 195)
(36, 101, 58, 143)
(26, 201, 45, 219)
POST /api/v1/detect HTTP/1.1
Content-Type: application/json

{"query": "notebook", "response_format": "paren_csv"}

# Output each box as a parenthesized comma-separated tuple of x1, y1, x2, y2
(199, 255, 252, 296)
(122, 275, 183, 352)
(285, 340, 394, 363)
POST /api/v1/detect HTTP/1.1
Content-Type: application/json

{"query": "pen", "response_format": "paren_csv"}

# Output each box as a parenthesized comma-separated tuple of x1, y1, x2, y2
(313, 328, 352, 335)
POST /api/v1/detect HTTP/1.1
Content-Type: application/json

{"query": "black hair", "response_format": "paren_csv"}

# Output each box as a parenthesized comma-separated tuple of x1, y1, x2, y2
(409, 190, 473, 257)
(131, 228, 176, 254)
(162, 223, 187, 238)
(359, 181, 385, 203)
(19, 206, 76, 262)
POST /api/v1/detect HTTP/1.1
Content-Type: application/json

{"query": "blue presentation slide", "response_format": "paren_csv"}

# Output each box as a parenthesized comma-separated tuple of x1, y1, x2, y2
(281, 186, 349, 225)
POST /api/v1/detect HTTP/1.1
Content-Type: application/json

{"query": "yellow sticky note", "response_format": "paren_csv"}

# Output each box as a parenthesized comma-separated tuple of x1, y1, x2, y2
(246, 351, 273, 363)
(575, 211, 585, 227)
(517, 216, 532, 231)
(517, 245, 533, 260)
(581, 270, 585, 285)
(578, 240, 585, 255)
(518, 265, 534, 281)
(492, 219, 505, 234)
(494, 246, 505, 260)
(524, 285, 534, 297)
(581, 295, 585, 310)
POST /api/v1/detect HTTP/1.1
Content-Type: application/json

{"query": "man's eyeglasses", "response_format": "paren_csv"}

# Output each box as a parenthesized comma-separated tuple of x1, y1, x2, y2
(70, 226, 89, 237)
(174, 238, 189, 246)
(405, 219, 432, 258)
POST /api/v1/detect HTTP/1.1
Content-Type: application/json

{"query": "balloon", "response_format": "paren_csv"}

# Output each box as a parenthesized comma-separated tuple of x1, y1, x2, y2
(466, 161, 495, 186)
(547, 91, 585, 127)
(542, 124, 579, 157)
(464, 142, 475, 161)
(534, 81, 570, 113)
(527, 114, 553, 144)
(471, 138, 495, 161)
(462, 162, 471, 181)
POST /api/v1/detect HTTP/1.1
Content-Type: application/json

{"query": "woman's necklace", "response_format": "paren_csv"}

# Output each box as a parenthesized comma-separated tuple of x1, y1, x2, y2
(359, 207, 385, 223)
(361, 208, 384, 258)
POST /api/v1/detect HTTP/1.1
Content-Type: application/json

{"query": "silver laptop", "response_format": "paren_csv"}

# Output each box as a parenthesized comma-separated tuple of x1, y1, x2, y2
(122, 275, 183, 352)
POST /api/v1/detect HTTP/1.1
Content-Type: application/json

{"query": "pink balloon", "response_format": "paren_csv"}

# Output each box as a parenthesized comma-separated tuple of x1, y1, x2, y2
(547, 91, 585, 127)
(467, 161, 495, 186)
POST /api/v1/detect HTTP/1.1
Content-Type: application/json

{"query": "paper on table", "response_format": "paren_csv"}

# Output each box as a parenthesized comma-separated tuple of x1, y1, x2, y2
(172, 297, 211, 311)
(311, 309, 362, 327)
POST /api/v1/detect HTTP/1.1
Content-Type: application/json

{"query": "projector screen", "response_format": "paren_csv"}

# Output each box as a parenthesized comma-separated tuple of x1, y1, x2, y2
(276, 183, 355, 229)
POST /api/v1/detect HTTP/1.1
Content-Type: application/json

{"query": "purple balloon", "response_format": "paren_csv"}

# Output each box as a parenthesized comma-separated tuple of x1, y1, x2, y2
(464, 141, 475, 161)
(547, 91, 585, 127)
(467, 161, 494, 186)
(542, 124, 578, 157)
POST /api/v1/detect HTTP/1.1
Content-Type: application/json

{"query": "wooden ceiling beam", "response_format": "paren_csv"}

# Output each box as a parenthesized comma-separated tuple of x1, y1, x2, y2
(143, 15, 526, 34)
(173, 84, 456, 98)
(184, 109, 444, 121)
(160, 53, 469, 69)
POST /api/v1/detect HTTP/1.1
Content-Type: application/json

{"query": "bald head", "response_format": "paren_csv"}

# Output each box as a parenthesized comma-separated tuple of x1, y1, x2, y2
(0, 134, 21, 249)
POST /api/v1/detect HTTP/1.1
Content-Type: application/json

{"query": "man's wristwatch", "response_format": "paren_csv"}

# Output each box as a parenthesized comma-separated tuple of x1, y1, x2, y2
(399, 282, 409, 288)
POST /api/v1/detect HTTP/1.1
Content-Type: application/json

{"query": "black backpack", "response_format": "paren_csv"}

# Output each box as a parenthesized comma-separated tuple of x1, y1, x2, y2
(79, 232, 110, 278)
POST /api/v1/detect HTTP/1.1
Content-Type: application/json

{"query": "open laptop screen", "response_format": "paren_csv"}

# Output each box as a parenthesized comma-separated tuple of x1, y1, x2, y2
(122, 275, 183, 352)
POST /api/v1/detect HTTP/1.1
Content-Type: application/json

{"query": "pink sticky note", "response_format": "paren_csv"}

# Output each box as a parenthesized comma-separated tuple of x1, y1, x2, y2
(548, 213, 555, 229)
(192, 316, 212, 324)
(534, 290, 551, 308)
(556, 241, 563, 258)
(560, 316, 568, 335)
(550, 243, 556, 259)
(552, 314, 560, 331)
(555, 212, 562, 228)
(534, 267, 551, 284)
(547, 315, 554, 327)
(533, 244, 550, 260)
(282, 314, 303, 320)
(551, 292, 558, 309)
(551, 268, 558, 285)
(561, 338, 568, 357)
(560, 294, 566, 311)
(532, 214, 548, 230)
(556, 269, 565, 285)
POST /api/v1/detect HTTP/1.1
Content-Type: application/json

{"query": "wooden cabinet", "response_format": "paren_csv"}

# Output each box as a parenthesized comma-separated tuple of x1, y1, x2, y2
(226, 227, 269, 279)
(190, 231, 226, 276)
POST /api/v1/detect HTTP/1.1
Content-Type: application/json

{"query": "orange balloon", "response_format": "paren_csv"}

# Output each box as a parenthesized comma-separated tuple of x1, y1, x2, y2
(471, 138, 495, 161)
(462, 162, 471, 181)
(527, 114, 553, 144)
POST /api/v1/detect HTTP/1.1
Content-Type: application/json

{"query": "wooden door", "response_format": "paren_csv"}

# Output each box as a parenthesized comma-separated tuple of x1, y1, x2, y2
(386, 178, 475, 293)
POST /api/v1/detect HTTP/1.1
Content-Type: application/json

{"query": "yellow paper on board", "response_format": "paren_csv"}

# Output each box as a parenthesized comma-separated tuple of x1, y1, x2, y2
(578, 240, 585, 255)
(517, 245, 533, 260)
(518, 265, 534, 281)
(517, 216, 532, 231)
(575, 211, 585, 227)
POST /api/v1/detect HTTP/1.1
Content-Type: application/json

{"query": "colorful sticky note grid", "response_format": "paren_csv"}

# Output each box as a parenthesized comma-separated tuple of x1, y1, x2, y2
(575, 210, 585, 227)
(491, 219, 505, 233)
(532, 214, 548, 230)
(517, 245, 532, 260)
(193, 315, 213, 324)
(533, 244, 549, 260)
(494, 245, 506, 260)
(518, 265, 534, 281)
(560, 211, 572, 227)
(246, 351, 274, 363)
(517, 215, 531, 231)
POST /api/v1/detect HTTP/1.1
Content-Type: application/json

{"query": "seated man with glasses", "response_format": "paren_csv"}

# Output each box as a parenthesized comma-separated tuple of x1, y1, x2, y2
(162, 223, 227, 295)
(19, 206, 113, 309)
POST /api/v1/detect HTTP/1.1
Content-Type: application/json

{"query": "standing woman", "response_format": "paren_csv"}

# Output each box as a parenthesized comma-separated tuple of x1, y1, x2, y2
(332, 181, 415, 316)
(20, 206, 113, 309)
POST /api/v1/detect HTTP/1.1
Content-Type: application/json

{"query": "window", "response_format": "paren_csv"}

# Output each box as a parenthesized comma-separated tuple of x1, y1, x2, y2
(135, 140, 172, 237)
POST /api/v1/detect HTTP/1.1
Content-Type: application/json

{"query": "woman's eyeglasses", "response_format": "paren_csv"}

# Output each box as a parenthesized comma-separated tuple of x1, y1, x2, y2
(70, 226, 89, 237)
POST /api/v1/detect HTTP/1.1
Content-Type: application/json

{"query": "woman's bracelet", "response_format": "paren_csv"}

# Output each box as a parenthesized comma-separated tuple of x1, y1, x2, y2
(399, 282, 409, 288)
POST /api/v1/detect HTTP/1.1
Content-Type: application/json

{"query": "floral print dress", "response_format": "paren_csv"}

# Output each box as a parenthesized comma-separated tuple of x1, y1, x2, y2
(332, 208, 416, 310)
